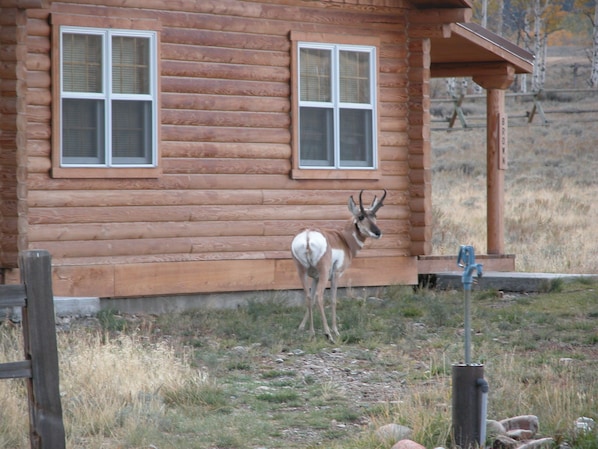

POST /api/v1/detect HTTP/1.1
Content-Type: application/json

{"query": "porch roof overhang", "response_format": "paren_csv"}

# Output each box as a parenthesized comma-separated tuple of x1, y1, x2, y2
(428, 22, 534, 79)
(408, 0, 533, 80)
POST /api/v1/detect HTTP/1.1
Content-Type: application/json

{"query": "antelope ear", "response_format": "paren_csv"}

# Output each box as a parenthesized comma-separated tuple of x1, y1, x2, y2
(348, 196, 360, 215)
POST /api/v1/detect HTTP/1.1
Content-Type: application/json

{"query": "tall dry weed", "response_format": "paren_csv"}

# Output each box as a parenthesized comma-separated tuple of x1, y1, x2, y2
(0, 325, 206, 449)
(431, 119, 598, 273)
(0, 324, 29, 448)
(486, 352, 596, 435)
(58, 331, 206, 446)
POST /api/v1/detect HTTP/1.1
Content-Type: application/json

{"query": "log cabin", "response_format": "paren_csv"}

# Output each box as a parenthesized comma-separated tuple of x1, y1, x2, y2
(0, 0, 533, 300)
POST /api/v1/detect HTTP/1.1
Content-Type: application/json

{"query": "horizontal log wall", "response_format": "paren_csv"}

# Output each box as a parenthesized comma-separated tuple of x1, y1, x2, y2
(0, 7, 27, 268)
(20, 0, 423, 296)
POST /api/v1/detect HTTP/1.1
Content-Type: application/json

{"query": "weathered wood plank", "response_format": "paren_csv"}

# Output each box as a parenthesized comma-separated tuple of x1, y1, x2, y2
(50, 252, 417, 297)
(161, 124, 290, 144)
(162, 28, 289, 52)
(162, 60, 289, 83)
(28, 189, 265, 208)
(30, 188, 406, 208)
(0, 284, 26, 307)
(30, 232, 409, 259)
(28, 204, 411, 225)
(161, 93, 290, 113)
(109, 255, 417, 297)
(28, 173, 409, 192)
(162, 158, 291, 175)
(52, 264, 116, 298)
(29, 218, 409, 242)
(161, 110, 290, 128)
(26, 16, 50, 37)
(161, 43, 289, 67)
(0, 360, 32, 379)
(161, 77, 290, 99)
(29, 221, 266, 242)
(20, 250, 66, 448)
(161, 142, 291, 159)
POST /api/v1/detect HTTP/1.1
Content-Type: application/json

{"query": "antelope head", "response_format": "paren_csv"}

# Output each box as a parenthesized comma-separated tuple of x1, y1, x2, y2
(348, 189, 387, 239)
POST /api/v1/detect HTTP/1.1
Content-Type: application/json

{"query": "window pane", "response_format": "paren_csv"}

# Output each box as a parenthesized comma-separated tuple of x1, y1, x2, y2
(339, 109, 373, 167)
(299, 107, 333, 166)
(300, 48, 331, 102)
(62, 99, 105, 163)
(340, 51, 370, 104)
(112, 36, 150, 94)
(112, 100, 152, 164)
(63, 33, 102, 93)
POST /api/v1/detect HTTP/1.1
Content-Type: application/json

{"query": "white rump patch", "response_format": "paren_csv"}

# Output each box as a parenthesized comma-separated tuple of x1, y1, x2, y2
(330, 249, 345, 278)
(291, 230, 328, 268)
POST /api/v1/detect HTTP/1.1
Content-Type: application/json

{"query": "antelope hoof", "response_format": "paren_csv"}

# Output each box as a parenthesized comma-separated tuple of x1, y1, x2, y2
(325, 333, 336, 344)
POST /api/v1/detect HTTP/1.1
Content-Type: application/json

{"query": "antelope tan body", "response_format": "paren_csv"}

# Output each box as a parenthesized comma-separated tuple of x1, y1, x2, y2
(291, 190, 386, 342)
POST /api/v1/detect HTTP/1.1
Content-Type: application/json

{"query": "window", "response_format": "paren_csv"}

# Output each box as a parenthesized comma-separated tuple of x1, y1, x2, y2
(59, 27, 158, 170)
(291, 32, 379, 179)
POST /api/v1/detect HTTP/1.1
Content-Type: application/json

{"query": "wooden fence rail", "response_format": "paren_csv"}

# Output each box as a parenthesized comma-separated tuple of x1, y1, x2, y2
(0, 250, 66, 449)
(431, 88, 598, 129)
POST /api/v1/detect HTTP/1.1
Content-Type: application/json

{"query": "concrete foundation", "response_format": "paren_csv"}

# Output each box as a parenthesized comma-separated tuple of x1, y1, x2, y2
(435, 271, 597, 293)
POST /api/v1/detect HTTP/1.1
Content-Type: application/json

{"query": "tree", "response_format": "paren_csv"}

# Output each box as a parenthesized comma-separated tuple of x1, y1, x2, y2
(574, 0, 598, 87)
(507, 0, 567, 91)
(471, 0, 505, 35)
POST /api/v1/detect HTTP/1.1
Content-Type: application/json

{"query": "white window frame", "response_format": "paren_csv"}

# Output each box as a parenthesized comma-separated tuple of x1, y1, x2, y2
(59, 26, 158, 168)
(297, 42, 378, 171)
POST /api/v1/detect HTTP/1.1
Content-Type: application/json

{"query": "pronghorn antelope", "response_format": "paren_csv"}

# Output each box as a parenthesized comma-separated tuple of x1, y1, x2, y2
(291, 190, 386, 342)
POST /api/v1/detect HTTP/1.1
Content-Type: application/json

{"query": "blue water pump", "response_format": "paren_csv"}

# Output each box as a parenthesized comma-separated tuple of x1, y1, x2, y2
(457, 245, 483, 292)
(452, 245, 487, 449)
(457, 245, 483, 363)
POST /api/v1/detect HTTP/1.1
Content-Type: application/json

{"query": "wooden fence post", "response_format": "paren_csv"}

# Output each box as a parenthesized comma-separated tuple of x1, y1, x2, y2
(20, 250, 66, 449)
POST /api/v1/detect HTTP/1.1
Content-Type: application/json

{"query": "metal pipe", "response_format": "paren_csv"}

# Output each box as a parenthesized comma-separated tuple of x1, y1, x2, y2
(464, 289, 472, 364)
(477, 378, 489, 447)
(457, 245, 482, 364)
(452, 364, 485, 449)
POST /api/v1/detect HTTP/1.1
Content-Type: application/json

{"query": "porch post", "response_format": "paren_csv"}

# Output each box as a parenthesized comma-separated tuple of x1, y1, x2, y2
(485, 88, 505, 254)
(473, 65, 514, 255)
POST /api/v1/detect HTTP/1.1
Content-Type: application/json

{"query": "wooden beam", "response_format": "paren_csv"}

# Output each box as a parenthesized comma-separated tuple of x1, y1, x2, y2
(473, 64, 516, 90)
(48, 257, 418, 297)
(410, 23, 452, 39)
(20, 250, 66, 449)
(0, 284, 26, 308)
(486, 89, 506, 255)
(432, 62, 516, 81)
(409, 8, 472, 24)
(0, 360, 32, 379)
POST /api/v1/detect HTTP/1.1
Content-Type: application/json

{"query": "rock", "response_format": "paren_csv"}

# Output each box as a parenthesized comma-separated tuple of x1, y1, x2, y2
(507, 428, 535, 440)
(518, 437, 554, 449)
(492, 434, 519, 449)
(500, 415, 539, 436)
(391, 439, 427, 449)
(575, 417, 595, 434)
(487, 419, 507, 438)
(376, 424, 413, 443)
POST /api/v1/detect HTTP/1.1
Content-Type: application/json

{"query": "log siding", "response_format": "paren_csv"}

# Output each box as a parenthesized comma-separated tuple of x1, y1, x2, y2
(4, 0, 427, 296)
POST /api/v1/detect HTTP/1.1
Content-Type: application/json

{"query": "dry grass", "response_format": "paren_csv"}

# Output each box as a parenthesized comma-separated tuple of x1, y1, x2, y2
(0, 325, 208, 448)
(430, 50, 598, 273)
(431, 119, 598, 273)
(1, 280, 597, 449)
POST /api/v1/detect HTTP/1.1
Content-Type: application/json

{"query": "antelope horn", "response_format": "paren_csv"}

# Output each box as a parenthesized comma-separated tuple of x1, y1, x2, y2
(371, 189, 387, 214)
(358, 190, 366, 215)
